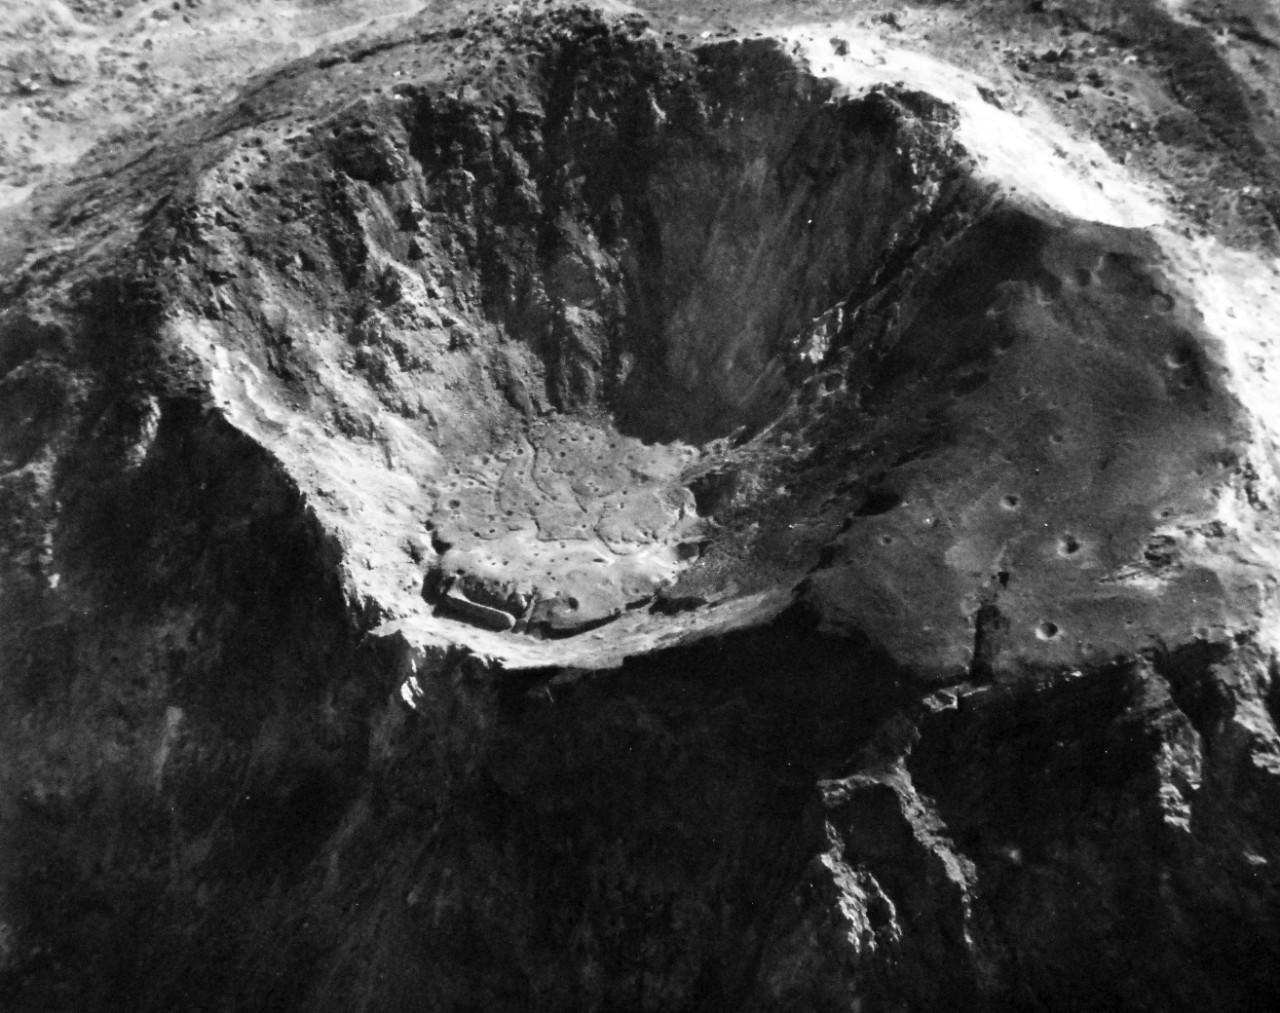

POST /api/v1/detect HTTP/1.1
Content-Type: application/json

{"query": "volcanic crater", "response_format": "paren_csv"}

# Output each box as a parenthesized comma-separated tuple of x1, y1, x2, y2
(130, 10, 1246, 669)
(5, 4, 1280, 1012)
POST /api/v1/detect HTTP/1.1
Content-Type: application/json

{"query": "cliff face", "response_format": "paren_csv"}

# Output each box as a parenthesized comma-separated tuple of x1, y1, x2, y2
(4, 3, 1280, 1011)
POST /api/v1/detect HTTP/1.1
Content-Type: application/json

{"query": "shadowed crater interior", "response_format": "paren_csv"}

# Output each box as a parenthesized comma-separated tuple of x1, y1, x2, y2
(200, 16, 1236, 650)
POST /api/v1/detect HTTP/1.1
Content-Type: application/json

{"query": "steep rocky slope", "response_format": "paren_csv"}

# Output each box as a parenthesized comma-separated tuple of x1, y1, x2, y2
(4, 2, 1280, 1011)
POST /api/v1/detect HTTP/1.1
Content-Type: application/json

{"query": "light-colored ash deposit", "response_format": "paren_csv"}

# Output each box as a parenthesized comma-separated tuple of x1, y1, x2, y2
(5, 1, 1280, 1010)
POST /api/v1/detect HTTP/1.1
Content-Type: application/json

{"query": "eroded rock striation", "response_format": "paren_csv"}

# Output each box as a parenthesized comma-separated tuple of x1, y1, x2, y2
(4, 4, 1280, 1011)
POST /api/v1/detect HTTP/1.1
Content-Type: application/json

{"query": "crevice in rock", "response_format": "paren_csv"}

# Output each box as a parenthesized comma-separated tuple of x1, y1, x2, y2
(1146, 637, 1235, 742)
